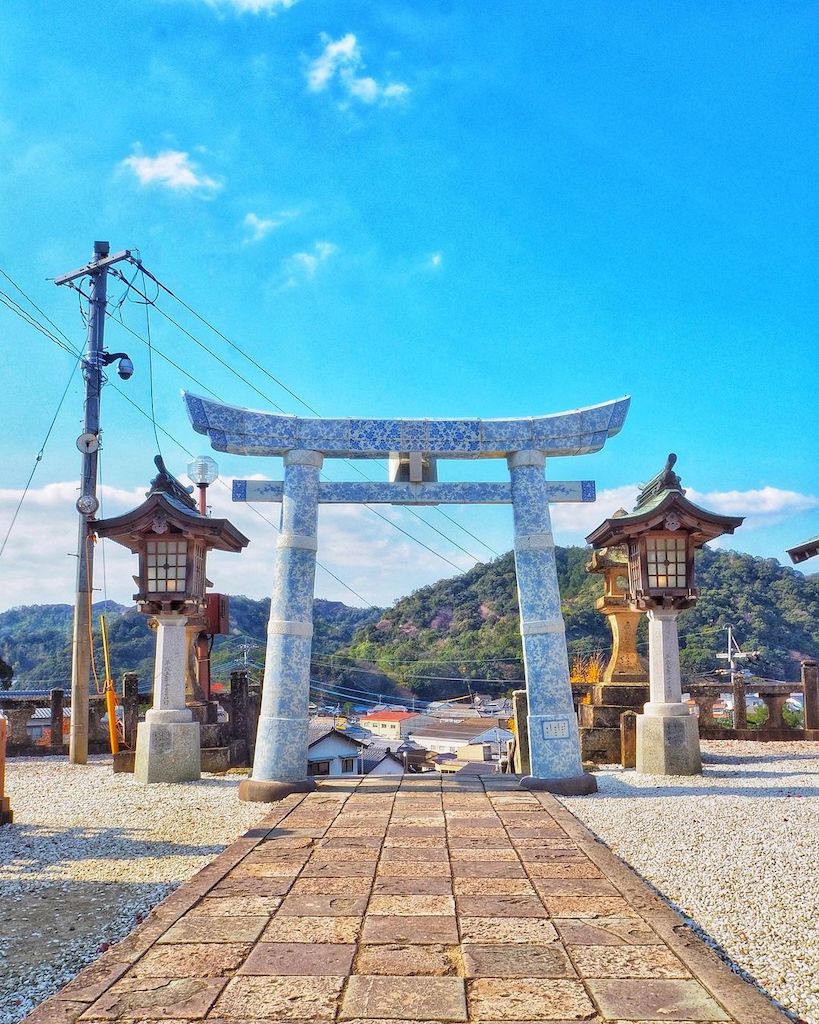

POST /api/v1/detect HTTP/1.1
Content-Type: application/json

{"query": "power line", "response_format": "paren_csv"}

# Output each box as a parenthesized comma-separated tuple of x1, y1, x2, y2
(104, 272, 474, 573)
(116, 262, 492, 564)
(0, 289, 376, 608)
(0, 290, 77, 355)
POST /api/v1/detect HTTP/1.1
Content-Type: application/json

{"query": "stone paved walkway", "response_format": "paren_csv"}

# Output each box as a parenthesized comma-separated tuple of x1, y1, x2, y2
(24, 775, 790, 1024)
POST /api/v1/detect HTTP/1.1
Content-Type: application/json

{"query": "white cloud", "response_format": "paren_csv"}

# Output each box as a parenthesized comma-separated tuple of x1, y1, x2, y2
(203, 0, 299, 11)
(550, 485, 640, 541)
(429, 252, 443, 269)
(243, 210, 298, 243)
(282, 240, 337, 287)
(687, 486, 819, 529)
(307, 33, 358, 91)
(549, 483, 819, 543)
(120, 150, 222, 194)
(0, 480, 473, 613)
(306, 33, 410, 106)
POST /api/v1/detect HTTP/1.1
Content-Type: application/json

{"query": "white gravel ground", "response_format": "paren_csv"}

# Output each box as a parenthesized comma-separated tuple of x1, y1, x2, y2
(0, 756, 267, 1024)
(561, 741, 819, 1024)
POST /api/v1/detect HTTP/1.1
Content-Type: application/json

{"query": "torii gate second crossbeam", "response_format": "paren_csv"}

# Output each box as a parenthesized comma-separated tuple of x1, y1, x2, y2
(185, 392, 631, 798)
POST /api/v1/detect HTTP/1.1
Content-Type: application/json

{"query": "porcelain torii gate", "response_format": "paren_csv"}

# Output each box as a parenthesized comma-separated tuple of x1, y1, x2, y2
(185, 393, 630, 799)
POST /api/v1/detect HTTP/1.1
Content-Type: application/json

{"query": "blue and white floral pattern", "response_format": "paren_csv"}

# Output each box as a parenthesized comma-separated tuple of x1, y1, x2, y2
(183, 393, 630, 458)
(187, 389, 632, 787)
(235, 480, 597, 505)
(510, 455, 587, 782)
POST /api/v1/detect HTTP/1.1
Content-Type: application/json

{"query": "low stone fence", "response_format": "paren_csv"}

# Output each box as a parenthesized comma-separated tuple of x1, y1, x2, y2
(688, 659, 819, 742)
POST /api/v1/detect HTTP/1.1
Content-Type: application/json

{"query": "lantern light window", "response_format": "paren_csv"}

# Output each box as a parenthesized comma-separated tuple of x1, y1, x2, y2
(146, 539, 188, 593)
(645, 534, 687, 589)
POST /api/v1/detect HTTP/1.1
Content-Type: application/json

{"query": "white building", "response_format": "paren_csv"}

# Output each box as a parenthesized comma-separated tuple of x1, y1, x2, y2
(306, 725, 405, 777)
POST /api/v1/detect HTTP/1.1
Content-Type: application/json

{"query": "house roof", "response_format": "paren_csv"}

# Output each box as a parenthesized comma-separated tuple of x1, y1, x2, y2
(93, 456, 249, 554)
(470, 726, 514, 745)
(362, 748, 405, 773)
(455, 761, 499, 776)
(360, 711, 418, 722)
(307, 724, 367, 750)
(586, 455, 743, 549)
(408, 716, 509, 744)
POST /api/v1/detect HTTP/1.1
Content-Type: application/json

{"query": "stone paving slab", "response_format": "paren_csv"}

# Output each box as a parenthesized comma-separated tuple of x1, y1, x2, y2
(23, 776, 792, 1024)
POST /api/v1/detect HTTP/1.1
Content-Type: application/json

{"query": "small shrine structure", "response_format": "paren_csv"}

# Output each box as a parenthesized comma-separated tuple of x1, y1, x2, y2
(185, 391, 630, 800)
(93, 457, 248, 783)
(586, 454, 743, 775)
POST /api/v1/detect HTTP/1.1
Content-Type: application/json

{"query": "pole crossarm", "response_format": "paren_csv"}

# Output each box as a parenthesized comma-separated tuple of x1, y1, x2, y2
(54, 250, 132, 286)
(233, 479, 597, 505)
(185, 393, 630, 459)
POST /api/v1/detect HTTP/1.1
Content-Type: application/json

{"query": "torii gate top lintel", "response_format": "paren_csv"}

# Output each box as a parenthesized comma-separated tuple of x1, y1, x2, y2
(184, 393, 630, 460)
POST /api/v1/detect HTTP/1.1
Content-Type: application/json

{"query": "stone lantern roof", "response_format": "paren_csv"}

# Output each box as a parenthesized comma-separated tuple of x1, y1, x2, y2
(92, 456, 249, 554)
(585, 454, 744, 550)
(787, 535, 819, 564)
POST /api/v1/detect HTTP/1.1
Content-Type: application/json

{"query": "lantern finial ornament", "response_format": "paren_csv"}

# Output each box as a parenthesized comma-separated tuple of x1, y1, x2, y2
(636, 453, 683, 507)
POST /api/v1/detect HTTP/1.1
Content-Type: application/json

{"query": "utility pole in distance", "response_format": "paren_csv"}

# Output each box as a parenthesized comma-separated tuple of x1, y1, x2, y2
(56, 242, 133, 764)
(716, 625, 760, 732)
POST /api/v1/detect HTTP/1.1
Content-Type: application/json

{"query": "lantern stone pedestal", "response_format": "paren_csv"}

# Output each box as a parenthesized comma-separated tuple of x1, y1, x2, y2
(636, 608, 701, 776)
(135, 614, 201, 784)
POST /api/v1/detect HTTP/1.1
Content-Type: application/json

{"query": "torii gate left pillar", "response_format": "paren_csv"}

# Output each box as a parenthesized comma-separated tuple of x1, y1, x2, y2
(239, 450, 322, 803)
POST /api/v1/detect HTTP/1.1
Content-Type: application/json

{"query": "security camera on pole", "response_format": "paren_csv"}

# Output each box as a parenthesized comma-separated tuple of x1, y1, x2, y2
(55, 242, 134, 764)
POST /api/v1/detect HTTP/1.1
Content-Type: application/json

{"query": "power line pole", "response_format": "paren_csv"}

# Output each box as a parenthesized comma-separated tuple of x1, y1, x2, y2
(716, 625, 759, 731)
(56, 242, 133, 764)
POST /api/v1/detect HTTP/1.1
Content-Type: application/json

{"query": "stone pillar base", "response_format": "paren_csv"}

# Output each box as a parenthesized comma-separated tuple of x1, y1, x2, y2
(134, 720, 201, 784)
(519, 773, 598, 795)
(238, 777, 317, 803)
(636, 712, 702, 776)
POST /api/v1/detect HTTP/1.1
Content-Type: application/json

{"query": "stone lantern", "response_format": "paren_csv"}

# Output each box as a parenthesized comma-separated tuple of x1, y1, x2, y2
(580, 543, 649, 763)
(586, 455, 743, 775)
(94, 457, 248, 783)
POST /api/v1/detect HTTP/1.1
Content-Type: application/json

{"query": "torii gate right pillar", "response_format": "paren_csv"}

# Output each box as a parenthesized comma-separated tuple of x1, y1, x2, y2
(508, 451, 597, 795)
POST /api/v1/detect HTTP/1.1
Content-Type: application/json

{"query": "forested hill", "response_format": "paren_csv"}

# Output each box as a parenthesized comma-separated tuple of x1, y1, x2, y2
(335, 547, 819, 698)
(0, 598, 378, 691)
(2, 547, 817, 696)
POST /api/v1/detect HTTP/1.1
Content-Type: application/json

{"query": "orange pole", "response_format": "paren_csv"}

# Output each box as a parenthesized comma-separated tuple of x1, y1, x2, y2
(105, 688, 120, 755)
(100, 616, 120, 755)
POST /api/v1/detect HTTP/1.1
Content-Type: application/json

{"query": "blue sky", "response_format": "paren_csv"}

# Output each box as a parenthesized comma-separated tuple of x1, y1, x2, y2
(1, 0, 817, 611)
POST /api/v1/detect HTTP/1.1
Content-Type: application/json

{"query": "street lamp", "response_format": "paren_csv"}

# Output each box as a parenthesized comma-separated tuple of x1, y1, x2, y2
(586, 454, 744, 775)
(187, 456, 219, 515)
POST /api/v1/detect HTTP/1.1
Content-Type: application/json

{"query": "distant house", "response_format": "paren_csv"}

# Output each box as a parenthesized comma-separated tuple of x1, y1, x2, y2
(307, 725, 366, 777)
(361, 739, 406, 776)
(25, 707, 70, 744)
(306, 725, 406, 777)
(408, 716, 512, 757)
(359, 710, 419, 741)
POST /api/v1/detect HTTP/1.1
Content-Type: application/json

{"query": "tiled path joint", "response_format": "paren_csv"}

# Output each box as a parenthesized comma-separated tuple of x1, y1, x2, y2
(23, 775, 791, 1024)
